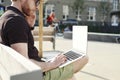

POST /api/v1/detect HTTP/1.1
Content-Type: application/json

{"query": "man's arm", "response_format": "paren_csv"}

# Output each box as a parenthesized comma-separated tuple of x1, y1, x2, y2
(10, 43, 67, 72)
(11, 43, 28, 58)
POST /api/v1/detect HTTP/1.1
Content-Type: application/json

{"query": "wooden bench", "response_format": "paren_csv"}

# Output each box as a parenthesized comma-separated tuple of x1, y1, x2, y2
(0, 43, 43, 80)
(32, 27, 55, 50)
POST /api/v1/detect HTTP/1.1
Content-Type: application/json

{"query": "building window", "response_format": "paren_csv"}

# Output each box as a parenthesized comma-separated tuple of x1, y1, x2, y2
(111, 15, 119, 26)
(0, 2, 5, 16)
(76, 10, 81, 21)
(63, 5, 69, 20)
(0, 0, 4, 3)
(0, 7, 4, 16)
(113, 0, 119, 11)
(45, 4, 55, 18)
(87, 7, 96, 21)
(76, 15, 81, 19)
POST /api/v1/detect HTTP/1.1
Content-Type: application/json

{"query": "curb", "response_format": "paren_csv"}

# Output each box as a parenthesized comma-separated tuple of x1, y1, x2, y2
(63, 32, 120, 43)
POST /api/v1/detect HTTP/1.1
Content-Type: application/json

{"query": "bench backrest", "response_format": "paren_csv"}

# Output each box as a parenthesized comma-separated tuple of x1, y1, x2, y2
(0, 43, 43, 80)
(32, 27, 55, 36)
(32, 27, 56, 50)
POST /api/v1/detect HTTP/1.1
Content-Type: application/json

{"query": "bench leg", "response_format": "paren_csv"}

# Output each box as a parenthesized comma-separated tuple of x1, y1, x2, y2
(53, 39, 55, 50)
(116, 37, 120, 43)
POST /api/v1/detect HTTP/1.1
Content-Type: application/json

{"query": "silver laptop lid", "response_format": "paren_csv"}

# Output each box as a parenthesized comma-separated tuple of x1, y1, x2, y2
(73, 25, 88, 54)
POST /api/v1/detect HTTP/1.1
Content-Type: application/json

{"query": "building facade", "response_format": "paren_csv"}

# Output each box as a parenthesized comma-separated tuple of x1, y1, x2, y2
(1, 0, 120, 24)
(45, 0, 120, 23)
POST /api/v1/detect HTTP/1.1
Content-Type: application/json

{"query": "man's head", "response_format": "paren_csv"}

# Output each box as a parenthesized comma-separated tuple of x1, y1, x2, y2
(22, 0, 37, 16)
(11, 0, 39, 27)
(22, 0, 39, 27)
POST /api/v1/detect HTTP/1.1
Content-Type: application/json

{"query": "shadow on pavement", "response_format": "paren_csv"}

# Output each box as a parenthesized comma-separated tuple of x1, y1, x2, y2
(81, 71, 110, 80)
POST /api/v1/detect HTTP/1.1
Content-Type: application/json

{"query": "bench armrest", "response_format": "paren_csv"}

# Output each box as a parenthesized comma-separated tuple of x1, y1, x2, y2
(0, 43, 43, 80)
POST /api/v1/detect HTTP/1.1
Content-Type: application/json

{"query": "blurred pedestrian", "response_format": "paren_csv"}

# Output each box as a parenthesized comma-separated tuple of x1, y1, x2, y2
(47, 10, 59, 27)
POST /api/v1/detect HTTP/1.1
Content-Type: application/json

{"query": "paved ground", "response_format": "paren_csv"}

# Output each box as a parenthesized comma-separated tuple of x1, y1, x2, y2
(35, 36, 120, 80)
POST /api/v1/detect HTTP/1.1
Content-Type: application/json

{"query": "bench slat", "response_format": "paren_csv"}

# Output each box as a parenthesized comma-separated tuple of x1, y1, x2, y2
(32, 27, 55, 50)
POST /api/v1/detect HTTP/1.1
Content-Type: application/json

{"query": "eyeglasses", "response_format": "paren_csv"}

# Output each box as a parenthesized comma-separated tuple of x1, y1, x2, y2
(35, 0, 40, 6)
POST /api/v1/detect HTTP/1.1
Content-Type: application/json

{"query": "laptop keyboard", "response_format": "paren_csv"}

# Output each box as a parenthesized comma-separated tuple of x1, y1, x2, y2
(64, 51, 82, 60)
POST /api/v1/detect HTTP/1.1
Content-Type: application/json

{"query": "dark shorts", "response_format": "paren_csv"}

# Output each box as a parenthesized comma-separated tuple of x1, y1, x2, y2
(43, 63, 73, 80)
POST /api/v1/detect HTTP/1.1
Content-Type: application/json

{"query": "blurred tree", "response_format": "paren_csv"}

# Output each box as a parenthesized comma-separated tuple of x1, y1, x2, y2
(98, 1, 112, 25)
(71, 0, 84, 21)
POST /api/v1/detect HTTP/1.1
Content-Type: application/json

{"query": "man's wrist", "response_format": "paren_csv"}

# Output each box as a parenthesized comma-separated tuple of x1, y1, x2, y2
(49, 62, 58, 69)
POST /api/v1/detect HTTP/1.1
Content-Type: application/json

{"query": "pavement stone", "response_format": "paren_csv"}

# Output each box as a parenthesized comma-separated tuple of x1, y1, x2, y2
(35, 36, 120, 80)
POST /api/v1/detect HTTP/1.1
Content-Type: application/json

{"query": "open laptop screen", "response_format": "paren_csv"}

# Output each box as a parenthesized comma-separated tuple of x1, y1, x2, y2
(73, 26, 88, 54)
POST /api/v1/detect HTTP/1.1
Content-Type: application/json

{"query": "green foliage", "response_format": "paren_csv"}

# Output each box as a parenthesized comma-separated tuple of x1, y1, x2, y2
(88, 26, 120, 34)
(59, 24, 67, 32)
(79, 21, 120, 34)
(98, 1, 112, 18)
(59, 21, 120, 34)
(72, 0, 84, 13)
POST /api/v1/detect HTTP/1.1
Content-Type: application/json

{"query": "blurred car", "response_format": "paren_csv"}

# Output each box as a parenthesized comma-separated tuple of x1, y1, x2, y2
(61, 19, 78, 25)
(60, 19, 78, 32)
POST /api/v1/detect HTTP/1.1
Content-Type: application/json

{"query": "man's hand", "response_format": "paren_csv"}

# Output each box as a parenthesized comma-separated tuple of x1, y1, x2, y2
(51, 54, 67, 68)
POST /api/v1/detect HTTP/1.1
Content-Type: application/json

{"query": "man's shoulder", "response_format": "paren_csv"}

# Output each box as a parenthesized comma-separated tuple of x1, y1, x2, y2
(0, 13, 26, 31)
(4, 8, 25, 18)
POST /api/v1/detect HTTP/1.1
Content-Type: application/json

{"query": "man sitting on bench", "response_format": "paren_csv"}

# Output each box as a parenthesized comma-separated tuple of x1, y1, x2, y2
(0, 0, 88, 80)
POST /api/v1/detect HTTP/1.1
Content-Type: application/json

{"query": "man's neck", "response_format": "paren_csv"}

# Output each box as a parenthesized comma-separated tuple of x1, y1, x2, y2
(11, 1, 22, 12)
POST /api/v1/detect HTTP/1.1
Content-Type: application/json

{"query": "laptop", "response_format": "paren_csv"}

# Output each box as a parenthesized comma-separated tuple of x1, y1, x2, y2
(42, 25, 88, 68)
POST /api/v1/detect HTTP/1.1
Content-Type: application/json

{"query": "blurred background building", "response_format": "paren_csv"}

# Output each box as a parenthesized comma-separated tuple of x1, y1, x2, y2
(45, 0, 119, 22)
(1, 0, 120, 33)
